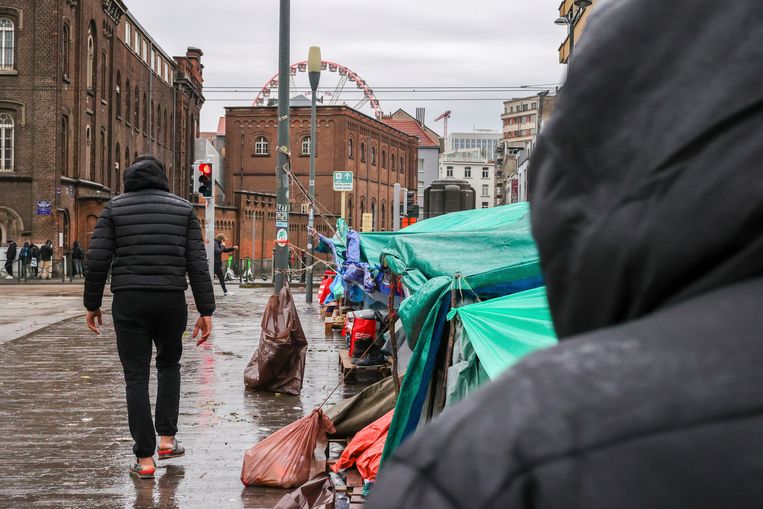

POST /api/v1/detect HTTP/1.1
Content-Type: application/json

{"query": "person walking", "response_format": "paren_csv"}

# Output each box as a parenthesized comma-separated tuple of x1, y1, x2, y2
(19, 242, 31, 279)
(40, 240, 53, 280)
(4, 239, 16, 279)
(214, 234, 238, 296)
(71, 241, 85, 278)
(84, 155, 215, 480)
(30, 243, 39, 278)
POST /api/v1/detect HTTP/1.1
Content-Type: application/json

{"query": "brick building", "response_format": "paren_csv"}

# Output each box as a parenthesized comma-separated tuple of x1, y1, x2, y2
(222, 105, 418, 258)
(0, 0, 203, 260)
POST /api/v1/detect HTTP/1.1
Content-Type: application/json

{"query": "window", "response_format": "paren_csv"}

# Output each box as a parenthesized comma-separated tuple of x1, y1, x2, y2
(143, 93, 148, 133)
(134, 32, 140, 53)
(482, 184, 489, 197)
(134, 86, 140, 126)
(125, 146, 130, 171)
(254, 136, 269, 155)
(163, 109, 168, 145)
(0, 112, 14, 172)
(347, 195, 354, 228)
(381, 149, 386, 168)
(371, 145, 376, 166)
(115, 72, 122, 117)
(400, 156, 404, 172)
(381, 201, 386, 231)
(482, 202, 489, 209)
(85, 126, 93, 180)
(301, 135, 310, 156)
(464, 166, 471, 178)
(62, 23, 70, 79)
(531, 102, 537, 110)
(522, 104, 529, 111)
(86, 30, 95, 91)
(125, 23, 131, 45)
(115, 144, 121, 193)
(391, 153, 396, 171)
(61, 115, 69, 177)
(446, 166, 453, 177)
(482, 167, 490, 178)
(0, 18, 14, 70)
(142, 40, 148, 63)
(101, 51, 107, 99)
(360, 142, 366, 163)
(156, 103, 161, 140)
(125, 80, 131, 123)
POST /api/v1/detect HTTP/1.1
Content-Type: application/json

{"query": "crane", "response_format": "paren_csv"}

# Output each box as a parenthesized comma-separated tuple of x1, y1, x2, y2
(434, 110, 451, 141)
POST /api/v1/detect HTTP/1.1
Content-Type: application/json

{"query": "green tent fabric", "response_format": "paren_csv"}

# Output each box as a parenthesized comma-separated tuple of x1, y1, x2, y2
(447, 286, 557, 380)
(380, 203, 545, 464)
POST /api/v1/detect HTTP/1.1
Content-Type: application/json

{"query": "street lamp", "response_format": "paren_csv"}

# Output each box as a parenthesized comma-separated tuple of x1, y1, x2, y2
(305, 46, 321, 303)
(555, 13, 574, 63)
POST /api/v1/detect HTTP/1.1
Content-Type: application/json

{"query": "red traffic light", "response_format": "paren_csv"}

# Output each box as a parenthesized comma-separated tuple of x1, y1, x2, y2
(199, 163, 212, 176)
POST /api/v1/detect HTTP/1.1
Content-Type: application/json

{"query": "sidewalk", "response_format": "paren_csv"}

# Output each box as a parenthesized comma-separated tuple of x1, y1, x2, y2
(0, 287, 360, 508)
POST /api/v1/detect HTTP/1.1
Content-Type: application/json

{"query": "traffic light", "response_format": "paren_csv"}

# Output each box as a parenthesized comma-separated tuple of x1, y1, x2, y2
(197, 162, 213, 198)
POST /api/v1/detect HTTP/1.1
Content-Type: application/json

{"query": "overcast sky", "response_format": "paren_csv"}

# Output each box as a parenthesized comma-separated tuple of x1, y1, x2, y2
(126, 0, 566, 135)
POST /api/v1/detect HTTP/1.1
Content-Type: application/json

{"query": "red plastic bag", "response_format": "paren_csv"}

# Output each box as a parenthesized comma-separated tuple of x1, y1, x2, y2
(318, 271, 335, 305)
(349, 318, 377, 357)
(356, 430, 387, 481)
(332, 410, 394, 475)
(242, 409, 336, 488)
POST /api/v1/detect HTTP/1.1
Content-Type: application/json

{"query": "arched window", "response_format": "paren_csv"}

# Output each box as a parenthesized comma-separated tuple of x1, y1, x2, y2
(155, 101, 160, 140)
(360, 142, 366, 163)
(347, 195, 354, 228)
(86, 30, 95, 91)
(254, 136, 269, 155)
(381, 149, 386, 168)
(115, 143, 121, 193)
(101, 50, 107, 99)
(371, 145, 377, 166)
(133, 85, 139, 126)
(85, 126, 93, 180)
(60, 115, 69, 177)
(371, 199, 377, 231)
(143, 93, 148, 133)
(348, 137, 353, 159)
(163, 109, 168, 145)
(0, 18, 14, 70)
(391, 153, 396, 171)
(301, 135, 311, 156)
(115, 72, 122, 118)
(125, 79, 131, 123)
(100, 130, 107, 186)
(125, 146, 130, 170)
(0, 112, 14, 172)
(400, 156, 404, 172)
(61, 23, 70, 78)
(381, 201, 387, 231)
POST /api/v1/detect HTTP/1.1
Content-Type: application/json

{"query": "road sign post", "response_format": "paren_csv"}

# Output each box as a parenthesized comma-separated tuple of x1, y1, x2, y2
(333, 171, 353, 221)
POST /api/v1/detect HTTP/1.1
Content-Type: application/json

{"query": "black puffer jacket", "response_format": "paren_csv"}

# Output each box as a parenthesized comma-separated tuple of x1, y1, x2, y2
(84, 159, 215, 316)
(369, 1, 763, 508)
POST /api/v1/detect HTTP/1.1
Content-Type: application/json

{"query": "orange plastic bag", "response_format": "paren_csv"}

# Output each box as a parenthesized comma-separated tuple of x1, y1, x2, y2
(332, 410, 394, 475)
(356, 431, 387, 481)
(242, 409, 336, 488)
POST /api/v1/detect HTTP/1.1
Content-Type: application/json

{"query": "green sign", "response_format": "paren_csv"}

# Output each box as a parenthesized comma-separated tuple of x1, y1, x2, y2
(333, 171, 353, 191)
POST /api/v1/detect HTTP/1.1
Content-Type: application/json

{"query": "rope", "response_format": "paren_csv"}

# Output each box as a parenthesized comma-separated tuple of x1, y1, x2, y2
(282, 162, 339, 236)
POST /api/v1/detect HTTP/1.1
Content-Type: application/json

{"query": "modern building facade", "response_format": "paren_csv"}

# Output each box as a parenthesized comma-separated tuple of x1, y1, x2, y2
(438, 149, 496, 210)
(500, 92, 556, 150)
(558, 0, 597, 63)
(222, 104, 418, 257)
(0, 0, 204, 259)
(382, 108, 440, 215)
(445, 130, 500, 161)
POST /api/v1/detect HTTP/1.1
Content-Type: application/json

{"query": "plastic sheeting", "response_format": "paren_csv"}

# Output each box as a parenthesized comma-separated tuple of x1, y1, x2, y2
(326, 375, 402, 438)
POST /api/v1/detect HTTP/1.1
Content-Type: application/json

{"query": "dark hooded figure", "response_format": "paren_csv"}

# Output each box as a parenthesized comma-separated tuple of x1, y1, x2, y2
(368, 1, 763, 508)
(84, 155, 215, 480)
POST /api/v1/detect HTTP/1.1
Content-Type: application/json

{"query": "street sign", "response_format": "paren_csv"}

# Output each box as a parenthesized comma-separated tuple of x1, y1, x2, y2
(333, 171, 353, 191)
(276, 228, 289, 245)
(36, 200, 52, 216)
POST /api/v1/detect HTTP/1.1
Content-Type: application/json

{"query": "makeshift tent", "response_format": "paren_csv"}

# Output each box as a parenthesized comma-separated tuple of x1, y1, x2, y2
(377, 203, 545, 463)
(326, 374, 403, 438)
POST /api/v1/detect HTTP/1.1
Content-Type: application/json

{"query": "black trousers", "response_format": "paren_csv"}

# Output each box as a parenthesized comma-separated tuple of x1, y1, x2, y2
(4, 260, 12, 276)
(215, 266, 228, 293)
(112, 290, 188, 458)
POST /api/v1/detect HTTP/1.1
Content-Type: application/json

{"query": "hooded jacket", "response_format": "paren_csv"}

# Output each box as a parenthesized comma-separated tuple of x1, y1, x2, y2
(368, 1, 763, 508)
(84, 159, 215, 316)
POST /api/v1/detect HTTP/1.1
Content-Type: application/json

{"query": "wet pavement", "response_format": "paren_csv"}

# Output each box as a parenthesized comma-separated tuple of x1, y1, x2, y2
(0, 285, 360, 508)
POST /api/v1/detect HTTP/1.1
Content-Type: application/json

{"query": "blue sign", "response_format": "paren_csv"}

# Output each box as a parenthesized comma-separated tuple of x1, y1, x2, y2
(36, 200, 52, 216)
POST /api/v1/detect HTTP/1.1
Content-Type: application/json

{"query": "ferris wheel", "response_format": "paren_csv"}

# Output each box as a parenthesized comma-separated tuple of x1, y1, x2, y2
(253, 60, 384, 119)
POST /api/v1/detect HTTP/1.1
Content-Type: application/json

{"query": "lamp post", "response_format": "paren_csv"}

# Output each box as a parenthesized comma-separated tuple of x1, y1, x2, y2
(555, 0, 591, 64)
(274, 0, 290, 294)
(305, 46, 321, 303)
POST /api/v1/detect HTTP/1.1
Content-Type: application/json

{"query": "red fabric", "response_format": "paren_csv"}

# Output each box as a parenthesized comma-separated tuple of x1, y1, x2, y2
(331, 410, 394, 479)
(349, 318, 376, 357)
(318, 273, 335, 305)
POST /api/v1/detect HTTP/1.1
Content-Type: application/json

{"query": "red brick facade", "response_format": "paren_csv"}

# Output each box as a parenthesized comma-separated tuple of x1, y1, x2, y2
(0, 0, 203, 256)
(223, 106, 418, 235)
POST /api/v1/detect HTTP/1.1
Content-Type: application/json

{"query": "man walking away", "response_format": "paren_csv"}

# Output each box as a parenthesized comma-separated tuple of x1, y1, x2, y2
(71, 241, 85, 278)
(40, 240, 53, 280)
(214, 234, 238, 296)
(4, 239, 16, 279)
(84, 155, 215, 480)
(19, 242, 31, 279)
(30, 243, 39, 278)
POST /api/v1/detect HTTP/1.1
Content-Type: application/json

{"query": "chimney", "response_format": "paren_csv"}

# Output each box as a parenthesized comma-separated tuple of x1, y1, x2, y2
(415, 107, 425, 125)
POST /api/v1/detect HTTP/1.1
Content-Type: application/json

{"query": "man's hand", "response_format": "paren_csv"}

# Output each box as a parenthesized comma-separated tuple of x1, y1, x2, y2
(192, 315, 212, 346)
(86, 309, 103, 336)
(233, 245, 239, 250)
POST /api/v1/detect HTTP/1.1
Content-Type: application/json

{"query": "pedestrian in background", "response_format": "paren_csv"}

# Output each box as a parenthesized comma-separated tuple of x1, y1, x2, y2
(39, 240, 53, 280)
(4, 239, 16, 279)
(71, 241, 84, 278)
(84, 155, 215, 480)
(30, 243, 39, 278)
(214, 233, 238, 296)
(19, 242, 31, 279)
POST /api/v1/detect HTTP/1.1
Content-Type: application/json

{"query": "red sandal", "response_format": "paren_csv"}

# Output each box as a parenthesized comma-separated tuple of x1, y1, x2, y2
(129, 458, 156, 479)
(158, 438, 185, 460)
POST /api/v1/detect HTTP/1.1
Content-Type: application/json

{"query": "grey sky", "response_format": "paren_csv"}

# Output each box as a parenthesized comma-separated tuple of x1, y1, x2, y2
(126, 0, 566, 135)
